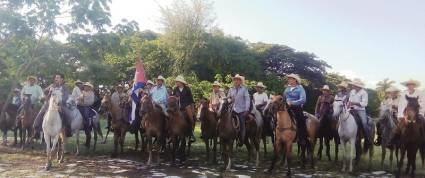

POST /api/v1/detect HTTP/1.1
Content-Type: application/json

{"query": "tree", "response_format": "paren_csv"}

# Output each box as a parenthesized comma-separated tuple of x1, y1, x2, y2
(376, 78, 395, 100)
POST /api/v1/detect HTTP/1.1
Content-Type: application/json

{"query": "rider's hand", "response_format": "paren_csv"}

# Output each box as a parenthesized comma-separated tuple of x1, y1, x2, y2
(287, 101, 292, 106)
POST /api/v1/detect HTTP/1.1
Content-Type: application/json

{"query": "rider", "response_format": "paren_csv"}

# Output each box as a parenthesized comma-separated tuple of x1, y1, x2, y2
(209, 81, 225, 112)
(144, 80, 155, 95)
(253, 82, 268, 112)
(77, 82, 96, 126)
(284, 74, 307, 145)
(173, 75, 196, 143)
(315, 85, 334, 120)
(375, 86, 400, 146)
(33, 73, 72, 137)
(11, 88, 22, 110)
(347, 79, 370, 146)
(227, 74, 250, 147)
(335, 81, 349, 103)
(150, 75, 168, 115)
(70, 80, 83, 102)
(19, 76, 44, 110)
(107, 84, 127, 129)
(397, 79, 424, 120)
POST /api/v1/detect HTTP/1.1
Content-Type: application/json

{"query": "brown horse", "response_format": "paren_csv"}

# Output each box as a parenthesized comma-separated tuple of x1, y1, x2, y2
(18, 94, 38, 149)
(397, 96, 424, 177)
(303, 112, 319, 167)
(267, 95, 296, 176)
(217, 97, 238, 170)
(317, 103, 340, 162)
(0, 101, 19, 146)
(99, 94, 129, 158)
(139, 95, 166, 165)
(167, 96, 192, 164)
(244, 105, 262, 167)
(197, 98, 218, 163)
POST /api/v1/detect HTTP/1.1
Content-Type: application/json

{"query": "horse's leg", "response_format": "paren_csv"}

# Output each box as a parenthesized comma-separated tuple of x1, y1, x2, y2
(301, 142, 307, 169)
(180, 137, 187, 163)
(93, 125, 98, 151)
(334, 138, 339, 162)
(341, 141, 346, 172)
(134, 129, 139, 151)
(50, 134, 60, 166)
(19, 125, 23, 146)
(102, 127, 110, 144)
(171, 137, 177, 165)
(389, 147, 394, 171)
(44, 134, 52, 171)
(1, 129, 6, 145)
(75, 129, 80, 156)
(355, 136, 361, 165)
(286, 142, 293, 176)
(245, 137, 252, 161)
(13, 127, 18, 146)
(21, 128, 26, 150)
(254, 137, 260, 168)
(317, 137, 323, 160)
(59, 132, 66, 164)
(381, 145, 386, 168)
(204, 138, 210, 161)
(85, 127, 91, 149)
(349, 139, 355, 172)
(120, 129, 126, 154)
(226, 141, 234, 171)
(268, 142, 279, 172)
(262, 135, 267, 156)
(398, 146, 406, 177)
(147, 136, 153, 165)
(111, 131, 118, 158)
(213, 137, 217, 163)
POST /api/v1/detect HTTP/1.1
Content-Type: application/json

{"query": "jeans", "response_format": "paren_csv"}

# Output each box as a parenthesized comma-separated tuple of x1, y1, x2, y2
(354, 110, 370, 140)
(235, 111, 246, 142)
(288, 106, 307, 143)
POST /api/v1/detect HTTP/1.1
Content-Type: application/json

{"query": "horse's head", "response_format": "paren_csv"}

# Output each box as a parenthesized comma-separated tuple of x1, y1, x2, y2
(405, 96, 419, 123)
(167, 96, 179, 113)
(332, 99, 345, 118)
(196, 98, 209, 120)
(270, 95, 286, 114)
(217, 97, 232, 117)
(49, 91, 62, 110)
(66, 98, 77, 110)
(22, 94, 32, 106)
(379, 103, 395, 128)
(140, 95, 153, 116)
(99, 94, 111, 114)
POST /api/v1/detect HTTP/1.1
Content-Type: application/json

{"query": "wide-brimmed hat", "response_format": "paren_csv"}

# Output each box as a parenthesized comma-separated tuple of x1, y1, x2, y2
(349, 79, 365, 88)
(74, 80, 83, 85)
(212, 81, 221, 87)
(286, 74, 301, 84)
(385, 86, 400, 93)
(147, 80, 154, 85)
(337, 81, 349, 89)
(401, 79, 420, 87)
(27, 76, 37, 81)
(321, 85, 330, 91)
(13, 88, 20, 92)
(256, 82, 267, 89)
(116, 84, 124, 89)
(83, 82, 94, 88)
(175, 75, 187, 85)
(232, 74, 245, 81)
(156, 75, 165, 81)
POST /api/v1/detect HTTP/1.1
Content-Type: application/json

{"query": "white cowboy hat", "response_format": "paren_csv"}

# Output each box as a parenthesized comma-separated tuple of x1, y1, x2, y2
(147, 80, 154, 85)
(401, 79, 420, 87)
(13, 88, 20, 92)
(212, 81, 221, 87)
(286, 74, 301, 84)
(83, 82, 94, 88)
(175, 75, 187, 85)
(74, 79, 83, 85)
(385, 86, 400, 93)
(321, 85, 330, 91)
(256, 82, 267, 89)
(116, 84, 124, 89)
(232, 74, 245, 81)
(349, 79, 365, 88)
(156, 75, 165, 81)
(336, 81, 349, 89)
(27, 76, 37, 82)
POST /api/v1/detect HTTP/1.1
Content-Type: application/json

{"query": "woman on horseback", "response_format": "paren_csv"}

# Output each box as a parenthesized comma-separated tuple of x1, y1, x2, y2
(173, 75, 196, 142)
(209, 81, 225, 112)
(284, 74, 307, 145)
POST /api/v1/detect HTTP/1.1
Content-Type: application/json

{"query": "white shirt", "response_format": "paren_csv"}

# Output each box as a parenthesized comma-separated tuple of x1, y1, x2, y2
(21, 84, 44, 105)
(397, 90, 425, 118)
(253, 92, 268, 109)
(71, 87, 82, 103)
(348, 89, 368, 110)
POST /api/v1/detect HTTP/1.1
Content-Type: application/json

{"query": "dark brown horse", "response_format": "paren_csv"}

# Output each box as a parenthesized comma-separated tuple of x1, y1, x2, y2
(267, 95, 297, 176)
(167, 96, 192, 164)
(139, 95, 166, 165)
(18, 94, 38, 149)
(261, 102, 275, 156)
(397, 96, 424, 177)
(0, 101, 19, 146)
(217, 97, 238, 170)
(197, 98, 218, 162)
(317, 102, 340, 162)
(100, 94, 129, 158)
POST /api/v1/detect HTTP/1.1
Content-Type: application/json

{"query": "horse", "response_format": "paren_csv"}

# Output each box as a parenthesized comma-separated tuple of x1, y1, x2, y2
(197, 98, 218, 163)
(377, 103, 397, 170)
(17, 94, 38, 149)
(217, 97, 238, 171)
(0, 102, 19, 146)
(303, 111, 319, 168)
(261, 98, 275, 156)
(333, 99, 357, 172)
(81, 107, 103, 151)
(166, 96, 192, 164)
(61, 98, 84, 155)
(244, 104, 262, 167)
(397, 96, 425, 177)
(139, 95, 166, 165)
(42, 91, 65, 171)
(267, 95, 296, 176)
(351, 110, 375, 168)
(99, 94, 129, 158)
(317, 101, 340, 162)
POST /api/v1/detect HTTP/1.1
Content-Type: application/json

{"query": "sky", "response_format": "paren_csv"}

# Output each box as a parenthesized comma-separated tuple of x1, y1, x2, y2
(109, 0, 425, 89)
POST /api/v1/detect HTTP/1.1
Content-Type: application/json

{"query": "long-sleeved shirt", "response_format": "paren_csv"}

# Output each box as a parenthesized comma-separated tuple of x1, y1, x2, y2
(227, 86, 250, 113)
(45, 84, 70, 106)
(348, 89, 368, 110)
(209, 90, 226, 110)
(78, 90, 95, 106)
(173, 86, 195, 108)
(71, 86, 82, 102)
(150, 84, 168, 105)
(397, 90, 425, 118)
(12, 95, 21, 106)
(21, 84, 44, 105)
(284, 85, 306, 106)
(253, 92, 268, 110)
(335, 91, 349, 103)
(111, 91, 127, 107)
(315, 94, 334, 115)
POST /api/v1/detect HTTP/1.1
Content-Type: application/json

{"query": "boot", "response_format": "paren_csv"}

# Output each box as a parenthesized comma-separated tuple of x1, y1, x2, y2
(374, 134, 382, 146)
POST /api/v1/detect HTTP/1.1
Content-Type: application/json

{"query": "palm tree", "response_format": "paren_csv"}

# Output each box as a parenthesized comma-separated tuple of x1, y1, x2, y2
(376, 78, 395, 100)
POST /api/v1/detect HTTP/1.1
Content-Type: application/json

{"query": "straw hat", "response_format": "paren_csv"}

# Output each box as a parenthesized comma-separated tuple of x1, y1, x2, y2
(175, 75, 187, 85)
(74, 80, 83, 85)
(385, 86, 400, 93)
(147, 80, 154, 85)
(13, 88, 20, 92)
(116, 84, 124, 89)
(27, 76, 37, 81)
(349, 79, 365, 88)
(401, 79, 420, 87)
(156, 75, 165, 81)
(337, 81, 349, 89)
(321, 85, 330, 91)
(212, 81, 221, 87)
(83, 82, 94, 88)
(286, 74, 301, 84)
(232, 74, 245, 81)
(256, 82, 267, 89)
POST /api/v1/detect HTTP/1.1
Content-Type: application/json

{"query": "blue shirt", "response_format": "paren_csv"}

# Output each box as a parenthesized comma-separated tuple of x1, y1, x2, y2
(150, 85, 168, 105)
(284, 85, 306, 106)
(227, 86, 250, 113)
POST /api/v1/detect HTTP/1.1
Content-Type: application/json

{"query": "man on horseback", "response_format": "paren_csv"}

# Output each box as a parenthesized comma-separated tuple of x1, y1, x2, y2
(70, 80, 83, 101)
(284, 74, 307, 145)
(335, 81, 349, 103)
(150, 75, 168, 115)
(33, 73, 72, 137)
(227, 74, 250, 147)
(77, 82, 96, 127)
(173, 75, 196, 143)
(19, 76, 43, 111)
(398, 79, 424, 121)
(209, 81, 225, 113)
(253, 82, 268, 112)
(315, 85, 334, 120)
(347, 79, 371, 146)
(375, 86, 400, 146)
(11, 88, 22, 110)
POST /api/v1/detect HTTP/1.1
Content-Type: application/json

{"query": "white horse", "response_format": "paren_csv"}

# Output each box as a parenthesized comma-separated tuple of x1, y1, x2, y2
(333, 99, 357, 172)
(63, 98, 83, 155)
(42, 91, 65, 171)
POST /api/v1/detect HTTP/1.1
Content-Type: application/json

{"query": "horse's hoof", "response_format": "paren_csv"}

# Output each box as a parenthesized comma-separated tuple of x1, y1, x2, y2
(45, 163, 52, 171)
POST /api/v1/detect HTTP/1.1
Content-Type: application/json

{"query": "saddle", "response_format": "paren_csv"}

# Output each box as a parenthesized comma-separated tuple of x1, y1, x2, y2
(231, 112, 241, 131)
